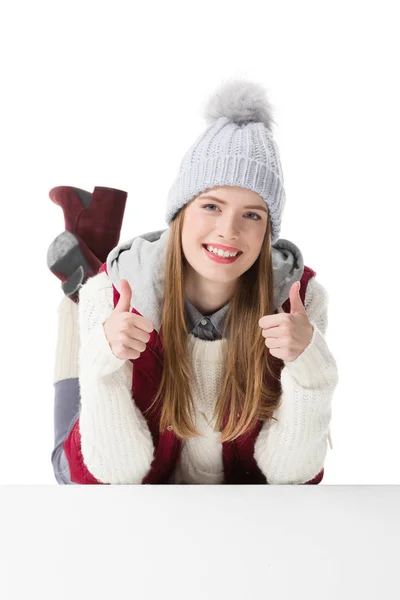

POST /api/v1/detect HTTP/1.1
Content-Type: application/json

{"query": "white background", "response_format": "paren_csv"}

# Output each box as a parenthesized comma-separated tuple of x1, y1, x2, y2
(1, 486, 400, 599)
(1, 0, 399, 488)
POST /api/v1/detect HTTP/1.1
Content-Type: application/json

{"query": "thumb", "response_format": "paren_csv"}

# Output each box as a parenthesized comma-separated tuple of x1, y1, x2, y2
(289, 281, 307, 315)
(115, 279, 132, 313)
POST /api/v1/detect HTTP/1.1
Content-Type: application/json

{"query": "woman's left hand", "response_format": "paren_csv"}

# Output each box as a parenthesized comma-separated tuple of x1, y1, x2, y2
(258, 281, 314, 362)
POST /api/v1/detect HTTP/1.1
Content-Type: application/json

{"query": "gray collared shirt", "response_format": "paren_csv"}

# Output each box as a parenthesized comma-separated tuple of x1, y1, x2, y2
(184, 297, 230, 340)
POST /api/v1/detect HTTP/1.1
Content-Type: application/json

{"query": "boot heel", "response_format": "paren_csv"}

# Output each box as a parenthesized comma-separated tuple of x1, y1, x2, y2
(47, 231, 93, 276)
(47, 231, 103, 302)
(62, 266, 86, 300)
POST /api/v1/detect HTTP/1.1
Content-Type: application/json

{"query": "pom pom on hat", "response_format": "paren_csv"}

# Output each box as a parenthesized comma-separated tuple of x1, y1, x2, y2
(203, 78, 277, 130)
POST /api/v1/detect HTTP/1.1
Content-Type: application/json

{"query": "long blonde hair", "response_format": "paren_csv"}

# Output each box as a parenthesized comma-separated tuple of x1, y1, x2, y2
(145, 200, 283, 443)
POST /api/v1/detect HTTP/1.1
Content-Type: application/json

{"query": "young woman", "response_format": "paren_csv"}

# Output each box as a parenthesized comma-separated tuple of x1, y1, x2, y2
(49, 79, 338, 485)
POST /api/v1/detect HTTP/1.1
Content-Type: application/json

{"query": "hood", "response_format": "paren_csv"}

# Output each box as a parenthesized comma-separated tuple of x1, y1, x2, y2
(106, 228, 304, 333)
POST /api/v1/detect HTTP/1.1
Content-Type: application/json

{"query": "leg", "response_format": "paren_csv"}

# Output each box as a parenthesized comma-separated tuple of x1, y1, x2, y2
(51, 296, 81, 484)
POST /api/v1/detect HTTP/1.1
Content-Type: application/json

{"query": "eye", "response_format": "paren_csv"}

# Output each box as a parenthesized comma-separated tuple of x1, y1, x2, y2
(201, 204, 261, 221)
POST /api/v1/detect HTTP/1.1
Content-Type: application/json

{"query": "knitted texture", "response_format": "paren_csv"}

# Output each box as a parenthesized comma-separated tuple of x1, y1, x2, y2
(73, 271, 336, 484)
(77, 273, 154, 484)
(169, 335, 228, 484)
(53, 296, 80, 384)
(165, 79, 286, 244)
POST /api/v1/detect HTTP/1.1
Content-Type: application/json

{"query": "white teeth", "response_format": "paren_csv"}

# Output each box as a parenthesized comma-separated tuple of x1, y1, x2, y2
(205, 245, 238, 258)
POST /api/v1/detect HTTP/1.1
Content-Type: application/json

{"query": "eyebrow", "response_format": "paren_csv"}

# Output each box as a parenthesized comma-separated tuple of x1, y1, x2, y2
(198, 194, 268, 213)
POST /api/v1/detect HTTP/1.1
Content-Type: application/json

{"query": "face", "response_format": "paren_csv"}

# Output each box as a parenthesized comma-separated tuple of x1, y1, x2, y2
(181, 185, 269, 312)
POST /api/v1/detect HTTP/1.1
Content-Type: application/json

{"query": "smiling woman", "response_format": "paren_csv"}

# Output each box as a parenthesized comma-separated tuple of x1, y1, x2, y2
(50, 78, 338, 486)
(181, 186, 269, 312)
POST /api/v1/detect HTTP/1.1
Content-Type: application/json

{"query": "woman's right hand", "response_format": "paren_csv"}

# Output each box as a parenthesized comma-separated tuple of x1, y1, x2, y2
(103, 279, 155, 360)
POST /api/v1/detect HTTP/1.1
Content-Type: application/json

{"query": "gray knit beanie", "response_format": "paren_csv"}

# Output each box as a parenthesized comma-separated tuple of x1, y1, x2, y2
(165, 78, 286, 244)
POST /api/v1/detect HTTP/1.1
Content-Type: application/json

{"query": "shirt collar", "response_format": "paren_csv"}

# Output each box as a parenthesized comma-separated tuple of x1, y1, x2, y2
(184, 297, 231, 337)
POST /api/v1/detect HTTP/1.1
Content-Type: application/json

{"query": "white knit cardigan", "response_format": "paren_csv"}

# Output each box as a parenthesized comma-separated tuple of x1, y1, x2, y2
(77, 272, 338, 485)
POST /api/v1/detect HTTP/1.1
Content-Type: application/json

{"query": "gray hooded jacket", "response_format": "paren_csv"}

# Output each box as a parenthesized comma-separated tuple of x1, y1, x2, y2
(105, 227, 305, 333)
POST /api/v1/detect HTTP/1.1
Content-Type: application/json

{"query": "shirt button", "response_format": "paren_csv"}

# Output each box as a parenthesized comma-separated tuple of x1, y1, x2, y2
(200, 319, 208, 326)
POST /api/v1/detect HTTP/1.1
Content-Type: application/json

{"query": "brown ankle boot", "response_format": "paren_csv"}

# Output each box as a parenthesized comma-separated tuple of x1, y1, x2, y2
(49, 185, 127, 263)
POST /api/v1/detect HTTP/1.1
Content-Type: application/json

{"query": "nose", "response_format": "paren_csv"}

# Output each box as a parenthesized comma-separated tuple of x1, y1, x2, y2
(215, 213, 241, 240)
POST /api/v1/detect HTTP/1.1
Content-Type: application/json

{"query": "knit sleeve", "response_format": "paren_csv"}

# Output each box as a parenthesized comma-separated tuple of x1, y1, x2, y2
(77, 271, 127, 378)
(71, 272, 155, 484)
(254, 276, 339, 484)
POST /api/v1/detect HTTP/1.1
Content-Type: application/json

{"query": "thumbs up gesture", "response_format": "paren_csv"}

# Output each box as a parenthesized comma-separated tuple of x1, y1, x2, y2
(103, 279, 155, 360)
(258, 282, 313, 362)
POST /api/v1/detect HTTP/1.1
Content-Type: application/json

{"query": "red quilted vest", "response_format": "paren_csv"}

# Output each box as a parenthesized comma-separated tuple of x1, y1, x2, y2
(64, 263, 323, 485)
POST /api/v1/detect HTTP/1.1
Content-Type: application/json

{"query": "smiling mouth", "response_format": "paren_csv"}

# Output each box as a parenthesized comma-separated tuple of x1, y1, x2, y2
(202, 244, 243, 256)
(202, 245, 243, 263)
